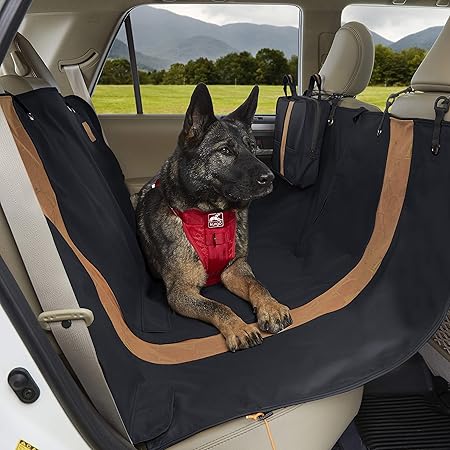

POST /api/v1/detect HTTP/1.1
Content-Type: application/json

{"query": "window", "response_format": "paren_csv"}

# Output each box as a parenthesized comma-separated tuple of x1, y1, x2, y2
(342, 5, 450, 109)
(93, 5, 301, 115)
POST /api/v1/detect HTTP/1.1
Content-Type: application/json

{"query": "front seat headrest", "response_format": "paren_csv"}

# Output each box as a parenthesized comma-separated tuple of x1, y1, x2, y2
(391, 17, 450, 121)
(0, 33, 58, 94)
(411, 18, 450, 92)
(319, 22, 374, 97)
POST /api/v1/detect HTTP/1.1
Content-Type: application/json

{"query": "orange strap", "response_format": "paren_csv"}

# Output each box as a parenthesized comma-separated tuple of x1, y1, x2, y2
(246, 412, 276, 450)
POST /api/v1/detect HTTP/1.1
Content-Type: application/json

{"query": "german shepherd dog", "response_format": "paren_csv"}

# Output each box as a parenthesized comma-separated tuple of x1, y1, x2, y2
(136, 84, 292, 351)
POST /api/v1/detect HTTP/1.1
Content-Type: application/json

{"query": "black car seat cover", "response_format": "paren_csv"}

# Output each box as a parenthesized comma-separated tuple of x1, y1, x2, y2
(2, 87, 450, 449)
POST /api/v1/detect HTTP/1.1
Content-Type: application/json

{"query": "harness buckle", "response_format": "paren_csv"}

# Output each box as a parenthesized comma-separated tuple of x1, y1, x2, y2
(38, 308, 94, 331)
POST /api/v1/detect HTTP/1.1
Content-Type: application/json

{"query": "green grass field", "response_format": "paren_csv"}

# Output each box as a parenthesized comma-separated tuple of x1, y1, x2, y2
(92, 85, 405, 115)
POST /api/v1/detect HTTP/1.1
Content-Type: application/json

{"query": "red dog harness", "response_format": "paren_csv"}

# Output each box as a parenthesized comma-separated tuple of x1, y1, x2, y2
(153, 179, 236, 286)
(173, 209, 236, 286)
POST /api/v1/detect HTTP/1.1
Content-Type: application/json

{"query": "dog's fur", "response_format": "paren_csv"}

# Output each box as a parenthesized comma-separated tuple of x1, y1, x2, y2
(136, 84, 292, 351)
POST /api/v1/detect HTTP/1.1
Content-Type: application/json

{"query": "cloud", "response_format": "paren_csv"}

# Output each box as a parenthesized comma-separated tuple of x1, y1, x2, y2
(151, 5, 300, 28)
(342, 5, 450, 41)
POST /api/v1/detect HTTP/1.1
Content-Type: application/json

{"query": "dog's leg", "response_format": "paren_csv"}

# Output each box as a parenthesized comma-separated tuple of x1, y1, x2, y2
(221, 257, 292, 334)
(166, 284, 263, 352)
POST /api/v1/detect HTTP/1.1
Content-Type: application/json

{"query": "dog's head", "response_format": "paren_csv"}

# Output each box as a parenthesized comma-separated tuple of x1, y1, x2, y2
(177, 83, 274, 205)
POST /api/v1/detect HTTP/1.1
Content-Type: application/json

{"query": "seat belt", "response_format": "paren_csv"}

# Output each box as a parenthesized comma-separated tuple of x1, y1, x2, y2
(0, 104, 131, 442)
(63, 64, 94, 108)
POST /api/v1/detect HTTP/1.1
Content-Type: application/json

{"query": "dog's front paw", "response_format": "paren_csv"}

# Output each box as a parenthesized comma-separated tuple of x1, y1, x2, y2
(224, 322, 263, 352)
(256, 300, 292, 334)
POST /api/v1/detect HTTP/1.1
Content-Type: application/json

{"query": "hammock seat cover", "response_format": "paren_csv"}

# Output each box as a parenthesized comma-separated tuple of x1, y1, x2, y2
(1, 87, 449, 449)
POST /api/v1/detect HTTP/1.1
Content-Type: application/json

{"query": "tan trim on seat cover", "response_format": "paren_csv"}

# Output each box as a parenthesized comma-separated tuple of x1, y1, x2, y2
(0, 95, 413, 365)
(279, 100, 294, 176)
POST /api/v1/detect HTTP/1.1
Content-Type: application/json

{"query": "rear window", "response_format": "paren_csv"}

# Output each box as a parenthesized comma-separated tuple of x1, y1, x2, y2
(93, 4, 301, 115)
(342, 5, 450, 109)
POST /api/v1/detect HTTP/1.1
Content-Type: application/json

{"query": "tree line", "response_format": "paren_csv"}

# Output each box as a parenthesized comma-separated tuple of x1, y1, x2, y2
(99, 45, 426, 87)
(370, 45, 426, 86)
(99, 49, 297, 85)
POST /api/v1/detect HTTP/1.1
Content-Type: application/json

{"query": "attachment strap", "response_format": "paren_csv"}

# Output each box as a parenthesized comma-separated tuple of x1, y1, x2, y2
(376, 86, 413, 136)
(246, 412, 276, 450)
(282, 74, 297, 97)
(432, 96, 450, 156)
(304, 73, 322, 100)
(327, 94, 345, 126)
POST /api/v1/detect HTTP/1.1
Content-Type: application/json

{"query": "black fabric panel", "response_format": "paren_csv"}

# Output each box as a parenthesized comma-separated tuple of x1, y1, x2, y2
(10, 88, 450, 449)
(12, 88, 170, 334)
(64, 95, 136, 231)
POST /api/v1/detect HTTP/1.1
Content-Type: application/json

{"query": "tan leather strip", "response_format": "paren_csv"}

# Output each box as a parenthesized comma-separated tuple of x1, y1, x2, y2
(0, 95, 413, 365)
(279, 101, 294, 176)
(82, 121, 96, 143)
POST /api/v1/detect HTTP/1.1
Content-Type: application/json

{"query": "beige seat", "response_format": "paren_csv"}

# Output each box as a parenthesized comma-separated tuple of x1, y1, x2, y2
(319, 21, 380, 112)
(391, 17, 450, 121)
(168, 389, 362, 450)
(0, 33, 363, 449)
(390, 18, 450, 383)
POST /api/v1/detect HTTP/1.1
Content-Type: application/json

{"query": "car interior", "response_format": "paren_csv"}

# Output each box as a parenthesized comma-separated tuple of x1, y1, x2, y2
(1, 1, 450, 449)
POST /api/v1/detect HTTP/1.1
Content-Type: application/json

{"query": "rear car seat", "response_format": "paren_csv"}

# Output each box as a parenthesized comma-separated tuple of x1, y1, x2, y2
(391, 17, 450, 385)
(0, 30, 373, 449)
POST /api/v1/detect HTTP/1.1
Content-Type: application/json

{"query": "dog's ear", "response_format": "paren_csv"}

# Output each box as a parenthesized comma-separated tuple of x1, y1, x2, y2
(226, 85, 259, 128)
(179, 83, 217, 147)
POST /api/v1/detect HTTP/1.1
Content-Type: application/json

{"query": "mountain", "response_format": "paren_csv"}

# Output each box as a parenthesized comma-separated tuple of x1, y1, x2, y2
(108, 38, 169, 70)
(390, 26, 441, 51)
(215, 22, 298, 56)
(114, 6, 298, 69)
(371, 31, 392, 47)
(107, 6, 443, 72)
(169, 35, 237, 63)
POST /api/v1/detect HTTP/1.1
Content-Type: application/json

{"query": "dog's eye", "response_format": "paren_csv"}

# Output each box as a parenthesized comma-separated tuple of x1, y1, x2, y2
(220, 146, 233, 156)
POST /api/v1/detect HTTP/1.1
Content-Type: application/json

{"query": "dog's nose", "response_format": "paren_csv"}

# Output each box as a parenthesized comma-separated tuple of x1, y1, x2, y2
(257, 172, 274, 185)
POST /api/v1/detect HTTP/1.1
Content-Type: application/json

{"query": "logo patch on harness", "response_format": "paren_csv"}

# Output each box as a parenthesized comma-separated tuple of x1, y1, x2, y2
(208, 212, 224, 228)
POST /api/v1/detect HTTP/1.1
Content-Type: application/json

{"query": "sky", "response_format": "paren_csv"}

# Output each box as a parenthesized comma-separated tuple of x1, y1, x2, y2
(152, 4, 450, 42)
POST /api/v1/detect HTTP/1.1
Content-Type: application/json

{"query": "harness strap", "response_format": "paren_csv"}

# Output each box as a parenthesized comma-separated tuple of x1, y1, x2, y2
(152, 180, 237, 285)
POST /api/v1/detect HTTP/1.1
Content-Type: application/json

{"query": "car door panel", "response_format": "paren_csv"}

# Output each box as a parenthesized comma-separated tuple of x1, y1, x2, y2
(100, 114, 275, 194)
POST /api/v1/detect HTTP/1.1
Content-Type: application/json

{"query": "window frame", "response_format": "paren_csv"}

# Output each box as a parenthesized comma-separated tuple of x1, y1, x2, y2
(92, 4, 303, 116)
(124, 14, 143, 114)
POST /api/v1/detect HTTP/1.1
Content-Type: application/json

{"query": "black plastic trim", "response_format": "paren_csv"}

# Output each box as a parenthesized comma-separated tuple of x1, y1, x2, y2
(0, 0, 31, 65)
(124, 14, 143, 115)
